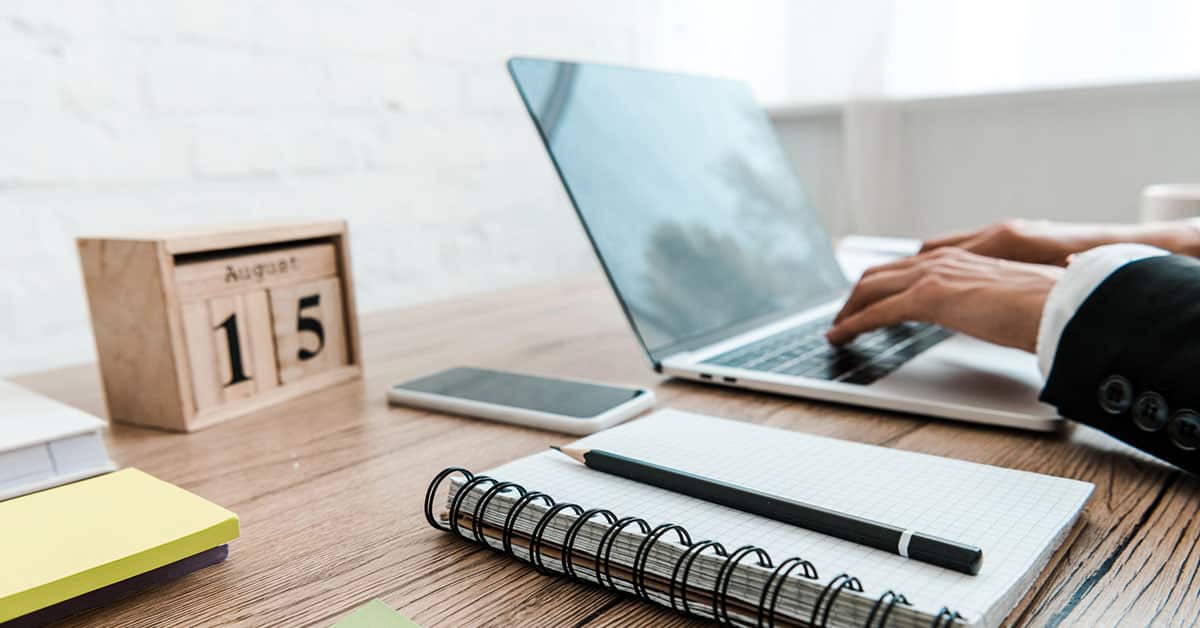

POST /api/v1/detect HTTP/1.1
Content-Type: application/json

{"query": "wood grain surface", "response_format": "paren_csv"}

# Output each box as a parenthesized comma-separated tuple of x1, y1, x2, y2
(11, 274, 1197, 627)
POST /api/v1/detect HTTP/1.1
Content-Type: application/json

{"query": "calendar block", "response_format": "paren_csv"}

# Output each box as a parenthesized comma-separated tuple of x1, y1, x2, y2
(182, 291, 280, 412)
(78, 221, 362, 432)
(270, 277, 349, 384)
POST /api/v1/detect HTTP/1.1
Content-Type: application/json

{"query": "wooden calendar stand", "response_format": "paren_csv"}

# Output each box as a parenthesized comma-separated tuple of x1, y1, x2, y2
(78, 221, 363, 432)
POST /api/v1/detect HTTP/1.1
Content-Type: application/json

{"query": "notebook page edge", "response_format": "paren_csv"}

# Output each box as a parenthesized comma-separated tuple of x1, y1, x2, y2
(977, 481, 1094, 627)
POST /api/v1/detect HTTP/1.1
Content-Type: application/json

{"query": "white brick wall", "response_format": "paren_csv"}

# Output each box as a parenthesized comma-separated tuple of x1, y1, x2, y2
(1, 0, 791, 375)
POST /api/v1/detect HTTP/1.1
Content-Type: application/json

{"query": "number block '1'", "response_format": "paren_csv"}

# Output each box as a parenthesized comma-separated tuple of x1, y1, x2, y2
(181, 291, 280, 412)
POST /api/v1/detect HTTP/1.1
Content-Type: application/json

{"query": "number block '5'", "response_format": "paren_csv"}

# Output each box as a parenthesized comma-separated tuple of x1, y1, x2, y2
(78, 221, 363, 432)
(270, 278, 348, 385)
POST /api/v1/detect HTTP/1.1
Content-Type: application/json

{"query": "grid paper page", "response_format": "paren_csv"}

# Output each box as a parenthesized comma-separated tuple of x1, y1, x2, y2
(483, 409, 1093, 626)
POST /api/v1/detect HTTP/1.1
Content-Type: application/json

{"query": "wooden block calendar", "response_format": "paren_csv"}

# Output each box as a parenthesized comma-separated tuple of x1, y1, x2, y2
(77, 221, 362, 432)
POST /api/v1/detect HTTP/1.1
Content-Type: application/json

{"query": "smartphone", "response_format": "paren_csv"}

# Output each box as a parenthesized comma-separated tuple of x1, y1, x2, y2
(387, 367, 654, 435)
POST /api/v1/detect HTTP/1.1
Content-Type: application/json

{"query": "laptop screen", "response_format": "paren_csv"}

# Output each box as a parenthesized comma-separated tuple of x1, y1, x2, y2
(508, 58, 847, 364)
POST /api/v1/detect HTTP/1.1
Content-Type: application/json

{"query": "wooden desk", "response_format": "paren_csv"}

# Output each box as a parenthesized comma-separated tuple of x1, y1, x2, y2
(12, 274, 1199, 627)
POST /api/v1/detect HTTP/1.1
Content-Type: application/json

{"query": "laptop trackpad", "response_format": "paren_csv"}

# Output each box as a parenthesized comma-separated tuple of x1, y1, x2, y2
(872, 335, 1056, 416)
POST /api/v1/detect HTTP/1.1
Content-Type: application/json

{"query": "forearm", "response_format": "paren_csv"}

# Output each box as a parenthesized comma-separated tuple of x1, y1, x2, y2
(1088, 220, 1200, 257)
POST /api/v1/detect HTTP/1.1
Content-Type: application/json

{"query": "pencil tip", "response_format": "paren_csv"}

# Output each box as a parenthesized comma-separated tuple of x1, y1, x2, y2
(551, 446, 587, 464)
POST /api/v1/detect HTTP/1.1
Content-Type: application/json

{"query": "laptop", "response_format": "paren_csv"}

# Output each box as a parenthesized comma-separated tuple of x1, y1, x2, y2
(507, 57, 1060, 431)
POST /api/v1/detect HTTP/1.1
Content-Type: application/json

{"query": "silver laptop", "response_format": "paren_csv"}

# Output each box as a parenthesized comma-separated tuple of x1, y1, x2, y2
(508, 57, 1060, 431)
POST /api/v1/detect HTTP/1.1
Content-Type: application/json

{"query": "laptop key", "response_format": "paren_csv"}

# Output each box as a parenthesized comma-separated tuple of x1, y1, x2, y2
(840, 365, 890, 385)
(702, 317, 952, 386)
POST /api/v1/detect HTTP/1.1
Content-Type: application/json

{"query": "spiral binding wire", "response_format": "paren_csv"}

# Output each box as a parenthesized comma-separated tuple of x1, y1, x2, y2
(671, 540, 727, 616)
(634, 524, 692, 599)
(715, 546, 773, 624)
(811, 574, 862, 628)
(562, 508, 617, 579)
(931, 608, 963, 628)
(472, 481, 526, 546)
(427, 467, 959, 628)
(597, 516, 650, 592)
(864, 591, 909, 628)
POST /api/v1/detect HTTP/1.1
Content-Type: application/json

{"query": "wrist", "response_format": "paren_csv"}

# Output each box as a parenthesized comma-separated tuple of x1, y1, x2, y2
(1123, 221, 1200, 256)
(1163, 220, 1200, 256)
(1050, 224, 1141, 260)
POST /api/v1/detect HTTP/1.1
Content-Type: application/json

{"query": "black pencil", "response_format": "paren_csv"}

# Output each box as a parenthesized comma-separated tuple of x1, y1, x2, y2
(551, 446, 983, 575)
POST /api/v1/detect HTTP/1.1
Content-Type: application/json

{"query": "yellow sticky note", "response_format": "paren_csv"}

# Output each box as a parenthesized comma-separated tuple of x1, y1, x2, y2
(0, 468, 239, 622)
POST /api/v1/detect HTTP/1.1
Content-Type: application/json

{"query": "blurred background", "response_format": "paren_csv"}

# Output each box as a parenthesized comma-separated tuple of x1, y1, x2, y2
(2, 0, 1199, 375)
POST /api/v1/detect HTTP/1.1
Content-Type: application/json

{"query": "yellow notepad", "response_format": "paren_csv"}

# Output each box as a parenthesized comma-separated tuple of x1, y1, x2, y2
(0, 468, 239, 622)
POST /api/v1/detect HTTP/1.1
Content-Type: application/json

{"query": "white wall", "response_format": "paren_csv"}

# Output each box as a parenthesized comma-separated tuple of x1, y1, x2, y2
(773, 79, 1200, 238)
(0, 1, 796, 376)
(5, 2, 1199, 377)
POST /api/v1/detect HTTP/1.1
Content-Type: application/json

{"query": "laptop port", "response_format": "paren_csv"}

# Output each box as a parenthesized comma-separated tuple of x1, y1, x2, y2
(722, 377, 737, 383)
(699, 373, 713, 380)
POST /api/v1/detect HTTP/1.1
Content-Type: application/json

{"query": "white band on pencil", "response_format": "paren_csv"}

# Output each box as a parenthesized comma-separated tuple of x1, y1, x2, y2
(898, 529, 914, 558)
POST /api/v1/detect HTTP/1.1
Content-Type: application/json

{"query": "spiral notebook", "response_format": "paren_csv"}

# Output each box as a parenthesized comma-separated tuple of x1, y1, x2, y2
(425, 409, 1093, 627)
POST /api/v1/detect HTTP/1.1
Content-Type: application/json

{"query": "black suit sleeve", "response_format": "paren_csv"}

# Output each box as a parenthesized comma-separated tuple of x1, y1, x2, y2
(1040, 254, 1200, 474)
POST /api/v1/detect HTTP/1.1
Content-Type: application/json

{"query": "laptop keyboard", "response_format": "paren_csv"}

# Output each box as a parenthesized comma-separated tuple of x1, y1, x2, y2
(701, 314, 953, 386)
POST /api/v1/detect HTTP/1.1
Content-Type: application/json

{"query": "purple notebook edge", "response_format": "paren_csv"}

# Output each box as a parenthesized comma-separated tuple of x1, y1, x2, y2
(2, 544, 229, 628)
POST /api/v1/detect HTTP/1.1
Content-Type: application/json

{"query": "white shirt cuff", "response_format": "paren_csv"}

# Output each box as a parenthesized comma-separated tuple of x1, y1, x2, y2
(1036, 243, 1169, 378)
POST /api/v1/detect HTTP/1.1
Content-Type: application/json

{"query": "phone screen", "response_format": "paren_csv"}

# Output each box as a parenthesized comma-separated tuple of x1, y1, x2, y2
(393, 367, 644, 418)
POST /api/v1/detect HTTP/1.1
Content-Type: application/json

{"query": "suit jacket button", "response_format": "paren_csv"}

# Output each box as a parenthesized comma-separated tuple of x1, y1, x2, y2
(1168, 410, 1200, 451)
(1133, 391, 1169, 432)
(1097, 375, 1133, 415)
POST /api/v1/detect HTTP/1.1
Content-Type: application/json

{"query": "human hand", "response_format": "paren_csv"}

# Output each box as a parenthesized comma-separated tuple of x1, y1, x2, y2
(826, 247, 1063, 352)
(919, 218, 1200, 265)
(918, 219, 1118, 266)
